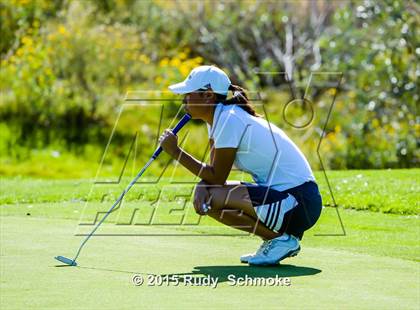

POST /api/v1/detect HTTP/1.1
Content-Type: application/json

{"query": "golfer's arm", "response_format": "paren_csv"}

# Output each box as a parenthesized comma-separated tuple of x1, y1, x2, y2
(209, 139, 216, 165)
(173, 140, 236, 185)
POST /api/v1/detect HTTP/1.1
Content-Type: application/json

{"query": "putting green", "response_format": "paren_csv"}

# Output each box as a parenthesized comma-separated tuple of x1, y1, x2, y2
(1, 215, 419, 309)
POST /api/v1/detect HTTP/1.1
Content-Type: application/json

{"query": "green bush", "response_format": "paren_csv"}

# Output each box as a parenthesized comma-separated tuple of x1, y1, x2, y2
(0, 0, 418, 176)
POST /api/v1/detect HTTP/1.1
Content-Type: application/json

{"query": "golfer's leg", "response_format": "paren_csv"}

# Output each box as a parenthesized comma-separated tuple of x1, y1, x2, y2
(208, 209, 280, 240)
(206, 183, 281, 240)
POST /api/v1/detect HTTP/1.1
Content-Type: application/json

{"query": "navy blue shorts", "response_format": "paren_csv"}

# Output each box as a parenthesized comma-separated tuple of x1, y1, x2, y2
(242, 181, 322, 239)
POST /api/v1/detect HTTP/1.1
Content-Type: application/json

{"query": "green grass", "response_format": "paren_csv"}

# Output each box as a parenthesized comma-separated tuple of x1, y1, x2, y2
(0, 151, 105, 179)
(316, 169, 419, 214)
(1, 212, 419, 309)
(1, 169, 419, 214)
(1, 170, 419, 309)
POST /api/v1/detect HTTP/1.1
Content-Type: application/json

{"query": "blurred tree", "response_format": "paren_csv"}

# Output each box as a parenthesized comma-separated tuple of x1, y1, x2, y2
(153, 0, 341, 96)
(0, 0, 418, 170)
(0, 0, 65, 56)
(319, 0, 419, 168)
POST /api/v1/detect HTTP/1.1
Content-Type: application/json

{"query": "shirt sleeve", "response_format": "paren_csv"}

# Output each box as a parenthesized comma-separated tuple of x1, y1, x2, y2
(212, 108, 247, 149)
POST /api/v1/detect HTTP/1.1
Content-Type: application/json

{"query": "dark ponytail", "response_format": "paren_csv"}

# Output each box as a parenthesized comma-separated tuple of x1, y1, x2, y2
(216, 84, 261, 117)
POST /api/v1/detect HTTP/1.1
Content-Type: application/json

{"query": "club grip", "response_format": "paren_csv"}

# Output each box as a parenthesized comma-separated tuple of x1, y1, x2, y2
(152, 113, 192, 159)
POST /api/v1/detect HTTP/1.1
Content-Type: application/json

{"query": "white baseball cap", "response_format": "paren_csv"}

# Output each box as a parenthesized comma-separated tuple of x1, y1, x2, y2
(168, 65, 231, 95)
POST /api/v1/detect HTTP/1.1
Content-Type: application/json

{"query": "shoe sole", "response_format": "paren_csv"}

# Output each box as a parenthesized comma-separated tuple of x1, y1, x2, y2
(240, 257, 253, 264)
(248, 246, 301, 266)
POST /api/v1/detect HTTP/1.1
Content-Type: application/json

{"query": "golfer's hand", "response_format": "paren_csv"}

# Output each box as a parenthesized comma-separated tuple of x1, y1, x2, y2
(193, 181, 212, 215)
(158, 129, 180, 158)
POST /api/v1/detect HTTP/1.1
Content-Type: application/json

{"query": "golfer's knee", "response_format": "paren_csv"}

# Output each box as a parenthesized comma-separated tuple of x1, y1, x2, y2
(207, 207, 221, 218)
(193, 182, 211, 214)
(193, 182, 241, 212)
(208, 187, 228, 210)
(208, 183, 249, 211)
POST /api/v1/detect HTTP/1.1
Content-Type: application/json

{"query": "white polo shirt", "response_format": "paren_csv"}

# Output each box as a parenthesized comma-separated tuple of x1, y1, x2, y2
(207, 103, 315, 191)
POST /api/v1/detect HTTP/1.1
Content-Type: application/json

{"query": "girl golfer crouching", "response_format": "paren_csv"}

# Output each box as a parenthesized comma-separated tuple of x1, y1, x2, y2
(159, 65, 322, 266)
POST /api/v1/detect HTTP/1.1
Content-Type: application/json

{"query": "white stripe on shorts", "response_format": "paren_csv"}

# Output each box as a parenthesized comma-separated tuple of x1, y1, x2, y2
(254, 194, 298, 233)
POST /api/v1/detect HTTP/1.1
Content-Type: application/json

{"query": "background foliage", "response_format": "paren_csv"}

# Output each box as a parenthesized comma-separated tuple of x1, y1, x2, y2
(0, 0, 418, 178)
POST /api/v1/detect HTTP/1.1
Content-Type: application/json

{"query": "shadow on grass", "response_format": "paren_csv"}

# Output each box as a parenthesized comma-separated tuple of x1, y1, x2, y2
(162, 265, 321, 283)
(54, 264, 321, 282)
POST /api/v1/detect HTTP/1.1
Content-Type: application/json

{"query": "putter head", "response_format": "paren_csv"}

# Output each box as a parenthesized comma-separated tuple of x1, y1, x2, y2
(55, 256, 77, 266)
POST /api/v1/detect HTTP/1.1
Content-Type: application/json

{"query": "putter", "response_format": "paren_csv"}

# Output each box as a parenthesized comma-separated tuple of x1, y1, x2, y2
(55, 113, 192, 266)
